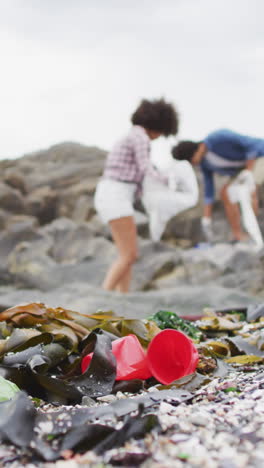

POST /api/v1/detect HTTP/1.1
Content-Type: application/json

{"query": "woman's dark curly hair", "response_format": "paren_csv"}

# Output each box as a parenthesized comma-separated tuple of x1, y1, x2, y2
(171, 141, 200, 161)
(131, 98, 179, 136)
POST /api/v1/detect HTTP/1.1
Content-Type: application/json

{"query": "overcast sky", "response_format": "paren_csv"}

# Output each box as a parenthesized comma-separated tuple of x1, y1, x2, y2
(0, 0, 263, 163)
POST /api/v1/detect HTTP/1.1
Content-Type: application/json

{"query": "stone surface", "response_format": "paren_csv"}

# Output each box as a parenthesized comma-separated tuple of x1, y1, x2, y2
(0, 141, 263, 317)
(0, 182, 25, 213)
(0, 283, 260, 318)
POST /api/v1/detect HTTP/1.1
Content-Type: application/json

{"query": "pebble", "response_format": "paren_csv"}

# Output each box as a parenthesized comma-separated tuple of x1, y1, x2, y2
(189, 412, 210, 426)
(96, 394, 116, 402)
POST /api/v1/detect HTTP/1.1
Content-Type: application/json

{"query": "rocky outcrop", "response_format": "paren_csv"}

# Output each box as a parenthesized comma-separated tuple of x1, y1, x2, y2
(0, 141, 263, 317)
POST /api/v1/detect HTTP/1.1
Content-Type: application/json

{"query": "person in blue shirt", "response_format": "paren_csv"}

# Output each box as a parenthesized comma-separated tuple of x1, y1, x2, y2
(172, 129, 264, 242)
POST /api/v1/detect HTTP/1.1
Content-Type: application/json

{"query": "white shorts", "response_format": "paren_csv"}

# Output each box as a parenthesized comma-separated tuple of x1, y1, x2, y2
(94, 178, 137, 224)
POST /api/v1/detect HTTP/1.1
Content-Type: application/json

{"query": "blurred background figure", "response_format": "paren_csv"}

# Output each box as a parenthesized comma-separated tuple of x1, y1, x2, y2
(142, 150, 199, 242)
(94, 98, 178, 292)
(172, 129, 264, 246)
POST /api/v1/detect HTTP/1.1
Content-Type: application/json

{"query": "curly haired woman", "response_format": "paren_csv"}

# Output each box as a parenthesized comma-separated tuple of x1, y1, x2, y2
(94, 98, 179, 292)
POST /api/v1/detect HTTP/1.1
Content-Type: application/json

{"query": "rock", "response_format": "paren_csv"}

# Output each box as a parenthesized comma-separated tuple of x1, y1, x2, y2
(0, 221, 43, 268)
(2, 235, 182, 293)
(56, 180, 96, 220)
(7, 236, 55, 277)
(0, 209, 9, 230)
(5, 214, 39, 230)
(132, 240, 181, 290)
(164, 205, 203, 245)
(151, 264, 187, 289)
(71, 194, 95, 222)
(0, 140, 263, 316)
(40, 218, 112, 264)
(0, 283, 260, 318)
(20, 142, 106, 192)
(181, 244, 235, 284)
(86, 214, 111, 238)
(3, 170, 27, 194)
(215, 269, 264, 295)
(0, 182, 25, 213)
(190, 412, 210, 426)
(50, 231, 115, 265)
(134, 210, 149, 237)
(25, 186, 58, 224)
(40, 216, 77, 234)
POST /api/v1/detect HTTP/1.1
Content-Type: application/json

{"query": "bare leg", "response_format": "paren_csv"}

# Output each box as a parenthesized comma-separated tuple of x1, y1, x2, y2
(220, 183, 247, 241)
(203, 204, 213, 218)
(115, 269, 131, 292)
(102, 216, 138, 293)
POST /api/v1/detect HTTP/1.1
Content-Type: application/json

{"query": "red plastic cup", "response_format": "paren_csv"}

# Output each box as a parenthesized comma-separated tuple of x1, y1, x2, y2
(147, 329, 199, 385)
(81, 334, 152, 381)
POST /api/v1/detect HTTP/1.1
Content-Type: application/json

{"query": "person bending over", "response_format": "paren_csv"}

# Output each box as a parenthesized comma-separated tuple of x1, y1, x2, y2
(94, 98, 178, 292)
(172, 128, 264, 242)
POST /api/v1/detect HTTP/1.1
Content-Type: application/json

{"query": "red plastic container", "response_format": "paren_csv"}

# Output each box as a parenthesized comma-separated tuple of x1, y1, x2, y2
(147, 329, 199, 385)
(81, 334, 152, 381)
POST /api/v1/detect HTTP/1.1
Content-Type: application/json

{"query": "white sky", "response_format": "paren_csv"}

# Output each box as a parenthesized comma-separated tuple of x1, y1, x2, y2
(0, 0, 263, 165)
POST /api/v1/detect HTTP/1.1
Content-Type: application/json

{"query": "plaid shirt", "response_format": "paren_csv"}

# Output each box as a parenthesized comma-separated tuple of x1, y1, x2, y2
(103, 126, 151, 186)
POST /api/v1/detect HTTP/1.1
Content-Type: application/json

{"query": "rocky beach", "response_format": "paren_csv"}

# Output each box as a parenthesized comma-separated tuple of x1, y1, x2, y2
(0, 142, 264, 468)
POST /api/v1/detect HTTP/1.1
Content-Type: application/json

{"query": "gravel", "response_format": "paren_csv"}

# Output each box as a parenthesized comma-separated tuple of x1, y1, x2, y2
(1, 366, 263, 468)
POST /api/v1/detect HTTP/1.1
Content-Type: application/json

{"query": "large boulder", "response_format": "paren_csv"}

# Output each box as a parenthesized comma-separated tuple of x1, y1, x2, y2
(0, 142, 107, 226)
(18, 142, 106, 192)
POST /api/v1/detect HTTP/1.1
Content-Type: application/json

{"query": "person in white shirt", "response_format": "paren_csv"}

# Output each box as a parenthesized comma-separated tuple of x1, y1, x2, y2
(142, 153, 199, 242)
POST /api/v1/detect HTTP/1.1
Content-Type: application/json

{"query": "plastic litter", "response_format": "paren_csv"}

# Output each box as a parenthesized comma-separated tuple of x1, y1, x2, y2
(147, 329, 199, 385)
(227, 170, 263, 250)
(81, 334, 152, 381)
(142, 160, 199, 242)
(82, 330, 199, 385)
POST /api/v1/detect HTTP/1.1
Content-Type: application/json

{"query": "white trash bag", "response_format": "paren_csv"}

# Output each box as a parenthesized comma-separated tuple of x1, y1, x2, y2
(227, 170, 263, 250)
(142, 160, 199, 242)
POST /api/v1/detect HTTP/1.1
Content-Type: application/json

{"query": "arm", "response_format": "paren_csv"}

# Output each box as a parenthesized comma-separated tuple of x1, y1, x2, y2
(201, 165, 215, 218)
(192, 142, 207, 165)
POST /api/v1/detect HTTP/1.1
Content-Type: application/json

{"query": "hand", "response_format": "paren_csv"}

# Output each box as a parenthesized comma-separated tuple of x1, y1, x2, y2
(245, 158, 256, 171)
